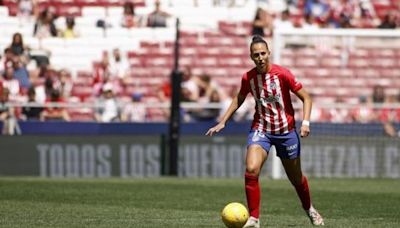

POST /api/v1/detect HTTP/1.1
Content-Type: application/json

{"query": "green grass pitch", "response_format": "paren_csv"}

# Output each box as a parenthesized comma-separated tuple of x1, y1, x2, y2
(0, 177, 399, 227)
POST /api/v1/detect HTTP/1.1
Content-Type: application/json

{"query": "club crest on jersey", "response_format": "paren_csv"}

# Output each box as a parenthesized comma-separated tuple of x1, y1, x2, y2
(269, 81, 277, 90)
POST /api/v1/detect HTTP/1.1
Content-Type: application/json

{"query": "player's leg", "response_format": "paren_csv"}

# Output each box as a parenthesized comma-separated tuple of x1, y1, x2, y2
(281, 158, 324, 225)
(246, 144, 268, 176)
(280, 157, 309, 208)
(274, 130, 310, 208)
(243, 144, 267, 228)
(243, 131, 270, 228)
(276, 130, 324, 225)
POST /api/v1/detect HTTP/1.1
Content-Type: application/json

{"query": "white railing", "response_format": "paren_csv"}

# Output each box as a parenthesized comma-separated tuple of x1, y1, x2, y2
(3, 101, 400, 109)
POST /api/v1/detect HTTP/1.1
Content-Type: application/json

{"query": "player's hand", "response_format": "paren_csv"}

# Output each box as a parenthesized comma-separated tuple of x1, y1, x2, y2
(206, 123, 225, 136)
(300, 125, 310, 138)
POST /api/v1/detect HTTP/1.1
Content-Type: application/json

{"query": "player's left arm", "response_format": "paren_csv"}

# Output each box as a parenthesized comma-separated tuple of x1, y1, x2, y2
(294, 88, 312, 137)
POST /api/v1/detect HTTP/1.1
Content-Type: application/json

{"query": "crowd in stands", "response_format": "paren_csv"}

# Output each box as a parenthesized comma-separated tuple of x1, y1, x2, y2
(0, 0, 399, 137)
(307, 85, 400, 136)
(252, 0, 399, 37)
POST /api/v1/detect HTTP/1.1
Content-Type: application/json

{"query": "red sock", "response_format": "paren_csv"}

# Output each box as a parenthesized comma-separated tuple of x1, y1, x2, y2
(245, 172, 260, 218)
(295, 176, 311, 210)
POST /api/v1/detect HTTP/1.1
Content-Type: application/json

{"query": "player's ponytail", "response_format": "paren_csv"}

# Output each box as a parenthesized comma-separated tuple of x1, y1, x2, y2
(250, 35, 269, 50)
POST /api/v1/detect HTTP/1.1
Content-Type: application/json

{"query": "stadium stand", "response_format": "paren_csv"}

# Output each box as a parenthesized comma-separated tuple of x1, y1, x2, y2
(0, 0, 399, 125)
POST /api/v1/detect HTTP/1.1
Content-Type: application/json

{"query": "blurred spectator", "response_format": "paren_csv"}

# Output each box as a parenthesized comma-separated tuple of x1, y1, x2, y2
(29, 61, 53, 89)
(189, 88, 222, 122)
(33, 8, 58, 38)
(184, 74, 222, 121)
(179, 68, 200, 122)
(147, 0, 172, 28)
(12, 55, 31, 91)
(17, 0, 38, 23)
(96, 9, 113, 31)
(34, 77, 54, 103)
(273, 9, 295, 30)
(160, 66, 199, 121)
(18, 0, 33, 18)
(8, 33, 29, 59)
(197, 74, 219, 100)
(62, 16, 80, 38)
(53, 69, 73, 99)
(251, 7, 272, 37)
(181, 87, 197, 122)
(181, 67, 200, 101)
(380, 94, 400, 137)
(1, 48, 14, 74)
(378, 12, 398, 29)
(21, 86, 43, 120)
(93, 51, 111, 94)
(372, 85, 385, 103)
(157, 78, 172, 119)
(351, 95, 376, 123)
(93, 51, 122, 96)
(158, 78, 171, 103)
(330, 0, 357, 28)
(121, 1, 140, 28)
(2, 66, 21, 101)
(109, 48, 130, 82)
(120, 92, 147, 122)
(95, 83, 119, 122)
(304, 0, 330, 24)
(302, 13, 320, 29)
(353, 0, 379, 28)
(40, 89, 70, 121)
(0, 87, 21, 135)
(328, 97, 351, 123)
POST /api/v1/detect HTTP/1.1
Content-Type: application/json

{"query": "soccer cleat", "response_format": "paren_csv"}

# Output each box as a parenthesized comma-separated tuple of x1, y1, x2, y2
(243, 216, 260, 228)
(307, 206, 324, 226)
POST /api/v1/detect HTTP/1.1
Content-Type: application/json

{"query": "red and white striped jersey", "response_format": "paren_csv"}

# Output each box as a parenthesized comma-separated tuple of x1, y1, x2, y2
(239, 64, 302, 134)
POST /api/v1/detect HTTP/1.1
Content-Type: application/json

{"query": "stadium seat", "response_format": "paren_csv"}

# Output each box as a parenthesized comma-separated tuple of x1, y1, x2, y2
(0, 0, 399, 124)
(71, 85, 94, 101)
(68, 109, 95, 121)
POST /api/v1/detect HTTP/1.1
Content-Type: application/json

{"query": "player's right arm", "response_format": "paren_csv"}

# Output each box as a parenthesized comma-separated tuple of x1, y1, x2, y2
(206, 92, 246, 136)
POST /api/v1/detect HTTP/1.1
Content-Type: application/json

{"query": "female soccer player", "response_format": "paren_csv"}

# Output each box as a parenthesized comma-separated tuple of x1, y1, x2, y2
(206, 35, 324, 227)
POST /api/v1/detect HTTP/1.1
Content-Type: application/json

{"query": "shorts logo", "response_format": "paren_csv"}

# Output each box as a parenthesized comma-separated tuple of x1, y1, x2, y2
(252, 133, 259, 142)
(288, 151, 296, 156)
(252, 131, 265, 142)
(286, 144, 298, 151)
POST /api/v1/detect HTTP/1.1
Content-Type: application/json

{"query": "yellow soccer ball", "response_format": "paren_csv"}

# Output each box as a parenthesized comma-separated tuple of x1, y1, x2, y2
(221, 202, 249, 228)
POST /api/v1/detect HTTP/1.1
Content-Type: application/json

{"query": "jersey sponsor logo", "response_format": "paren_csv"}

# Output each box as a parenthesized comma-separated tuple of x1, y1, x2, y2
(260, 93, 280, 105)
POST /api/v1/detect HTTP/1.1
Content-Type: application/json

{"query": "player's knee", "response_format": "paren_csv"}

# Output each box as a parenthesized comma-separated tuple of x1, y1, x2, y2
(246, 165, 260, 176)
